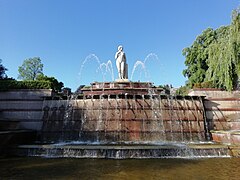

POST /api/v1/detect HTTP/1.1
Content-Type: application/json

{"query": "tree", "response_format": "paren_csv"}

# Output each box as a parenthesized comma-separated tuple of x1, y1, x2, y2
(36, 74, 64, 92)
(182, 28, 216, 87)
(0, 59, 7, 79)
(182, 8, 240, 91)
(206, 9, 240, 91)
(18, 57, 43, 80)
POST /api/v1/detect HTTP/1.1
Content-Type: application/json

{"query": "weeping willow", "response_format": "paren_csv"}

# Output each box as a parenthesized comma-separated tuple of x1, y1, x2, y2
(231, 9, 240, 77)
(206, 9, 240, 91)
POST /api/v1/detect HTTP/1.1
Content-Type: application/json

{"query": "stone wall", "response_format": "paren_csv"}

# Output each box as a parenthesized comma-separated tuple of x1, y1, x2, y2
(1, 89, 225, 144)
(189, 89, 240, 131)
(188, 88, 240, 98)
(41, 96, 206, 143)
(0, 89, 53, 131)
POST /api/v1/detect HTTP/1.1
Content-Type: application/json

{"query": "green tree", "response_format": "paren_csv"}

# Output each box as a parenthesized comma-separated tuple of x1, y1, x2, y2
(182, 28, 216, 87)
(0, 59, 7, 79)
(18, 57, 43, 80)
(206, 9, 240, 91)
(182, 8, 240, 91)
(36, 74, 64, 92)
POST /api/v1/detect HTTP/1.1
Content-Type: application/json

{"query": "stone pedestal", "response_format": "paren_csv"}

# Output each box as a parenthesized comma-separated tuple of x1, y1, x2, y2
(81, 81, 163, 96)
(115, 79, 130, 83)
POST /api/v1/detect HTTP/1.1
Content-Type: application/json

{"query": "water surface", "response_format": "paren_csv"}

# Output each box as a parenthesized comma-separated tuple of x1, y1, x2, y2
(0, 157, 239, 179)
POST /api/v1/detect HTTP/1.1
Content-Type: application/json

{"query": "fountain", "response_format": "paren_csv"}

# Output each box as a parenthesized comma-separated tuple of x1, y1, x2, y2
(16, 46, 230, 158)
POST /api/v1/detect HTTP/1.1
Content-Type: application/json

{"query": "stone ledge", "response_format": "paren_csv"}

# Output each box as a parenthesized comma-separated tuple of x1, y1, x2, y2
(211, 130, 240, 145)
(14, 143, 230, 158)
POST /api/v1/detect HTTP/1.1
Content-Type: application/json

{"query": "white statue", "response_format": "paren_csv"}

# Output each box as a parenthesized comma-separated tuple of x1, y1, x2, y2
(115, 45, 128, 80)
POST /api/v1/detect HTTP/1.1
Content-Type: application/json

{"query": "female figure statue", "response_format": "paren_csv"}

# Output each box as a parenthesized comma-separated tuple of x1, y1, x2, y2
(115, 45, 128, 79)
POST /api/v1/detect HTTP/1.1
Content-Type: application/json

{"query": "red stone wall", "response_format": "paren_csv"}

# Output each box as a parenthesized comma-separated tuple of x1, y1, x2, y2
(42, 96, 206, 143)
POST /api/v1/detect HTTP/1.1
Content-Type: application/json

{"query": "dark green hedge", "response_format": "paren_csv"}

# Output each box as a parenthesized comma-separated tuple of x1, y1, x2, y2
(0, 80, 52, 91)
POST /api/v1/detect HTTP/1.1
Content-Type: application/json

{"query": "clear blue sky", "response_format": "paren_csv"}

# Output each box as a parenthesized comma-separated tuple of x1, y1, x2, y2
(1, 0, 239, 91)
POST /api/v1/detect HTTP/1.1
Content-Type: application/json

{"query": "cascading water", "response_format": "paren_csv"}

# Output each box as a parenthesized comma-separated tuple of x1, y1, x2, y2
(37, 89, 227, 158)
(174, 95, 184, 142)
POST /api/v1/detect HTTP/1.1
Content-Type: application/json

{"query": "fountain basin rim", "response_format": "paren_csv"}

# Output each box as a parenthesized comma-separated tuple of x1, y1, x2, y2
(18, 143, 228, 150)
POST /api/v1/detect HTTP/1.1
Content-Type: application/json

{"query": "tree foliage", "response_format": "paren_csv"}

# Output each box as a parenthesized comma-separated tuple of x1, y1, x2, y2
(182, 28, 216, 87)
(36, 74, 64, 92)
(183, 8, 240, 91)
(0, 59, 7, 79)
(18, 57, 43, 80)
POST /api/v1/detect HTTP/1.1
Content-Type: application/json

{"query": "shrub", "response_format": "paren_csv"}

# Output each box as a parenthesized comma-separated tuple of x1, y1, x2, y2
(0, 79, 52, 91)
(176, 86, 190, 95)
(193, 81, 216, 89)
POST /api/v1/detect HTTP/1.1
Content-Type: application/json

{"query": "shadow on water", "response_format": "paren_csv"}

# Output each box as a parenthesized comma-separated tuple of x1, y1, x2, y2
(1, 157, 240, 179)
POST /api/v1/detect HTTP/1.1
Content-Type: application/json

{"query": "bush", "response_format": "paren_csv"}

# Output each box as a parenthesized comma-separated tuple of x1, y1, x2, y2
(0, 79, 52, 91)
(176, 86, 190, 95)
(193, 81, 216, 89)
(36, 75, 64, 92)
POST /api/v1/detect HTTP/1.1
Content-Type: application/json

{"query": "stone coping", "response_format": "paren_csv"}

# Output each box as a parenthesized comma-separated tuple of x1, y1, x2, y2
(192, 88, 223, 91)
(82, 87, 160, 91)
(206, 97, 240, 101)
(83, 81, 156, 90)
(15, 142, 232, 157)
(90, 81, 152, 84)
(211, 130, 240, 135)
(0, 118, 20, 122)
(19, 143, 228, 150)
(0, 89, 52, 91)
(0, 130, 36, 134)
(76, 94, 204, 100)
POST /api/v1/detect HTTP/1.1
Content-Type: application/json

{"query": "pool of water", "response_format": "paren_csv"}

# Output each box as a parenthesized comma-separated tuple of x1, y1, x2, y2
(0, 157, 239, 179)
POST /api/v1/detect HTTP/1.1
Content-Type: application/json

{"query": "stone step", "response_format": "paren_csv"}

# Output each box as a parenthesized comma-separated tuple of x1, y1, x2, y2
(228, 146, 240, 157)
(226, 121, 240, 130)
(0, 130, 37, 146)
(211, 120, 240, 131)
(0, 119, 20, 131)
(13, 143, 230, 158)
(211, 130, 240, 145)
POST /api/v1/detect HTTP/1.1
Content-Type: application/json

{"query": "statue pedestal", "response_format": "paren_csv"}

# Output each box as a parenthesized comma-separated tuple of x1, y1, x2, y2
(115, 78, 130, 82)
(81, 81, 163, 96)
